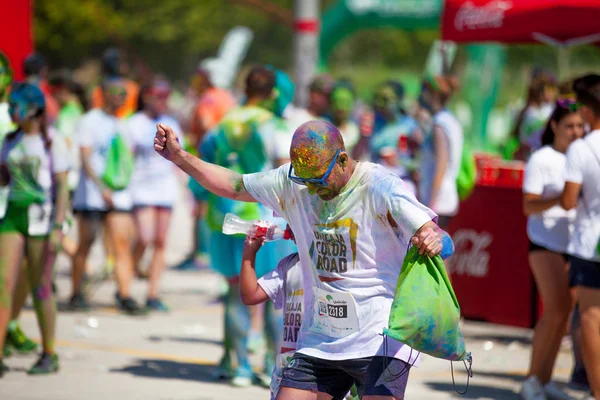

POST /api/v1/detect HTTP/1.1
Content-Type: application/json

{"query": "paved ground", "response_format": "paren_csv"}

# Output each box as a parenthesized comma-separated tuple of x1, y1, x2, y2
(0, 181, 590, 400)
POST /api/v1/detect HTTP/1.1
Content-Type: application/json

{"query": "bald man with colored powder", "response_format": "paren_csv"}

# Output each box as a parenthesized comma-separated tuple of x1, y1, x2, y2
(154, 120, 454, 400)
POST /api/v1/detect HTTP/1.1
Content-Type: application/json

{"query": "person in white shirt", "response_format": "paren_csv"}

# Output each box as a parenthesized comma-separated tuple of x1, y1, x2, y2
(520, 99, 584, 400)
(154, 119, 454, 400)
(124, 78, 182, 312)
(562, 75, 600, 400)
(71, 78, 143, 315)
(418, 75, 464, 229)
(240, 228, 302, 400)
(0, 83, 70, 375)
(330, 83, 359, 155)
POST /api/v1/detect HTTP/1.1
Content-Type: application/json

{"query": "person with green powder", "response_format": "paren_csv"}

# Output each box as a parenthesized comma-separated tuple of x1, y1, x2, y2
(330, 81, 359, 155)
(0, 53, 41, 361)
(0, 83, 71, 376)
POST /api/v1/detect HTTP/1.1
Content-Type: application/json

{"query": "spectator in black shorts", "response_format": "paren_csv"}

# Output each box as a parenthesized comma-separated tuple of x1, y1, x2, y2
(562, 74, 600, 400)
(521, 98, 584, 400)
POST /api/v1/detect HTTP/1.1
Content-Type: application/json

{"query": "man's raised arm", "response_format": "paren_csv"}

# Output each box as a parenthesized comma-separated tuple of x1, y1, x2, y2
(154, 123, 257, 202)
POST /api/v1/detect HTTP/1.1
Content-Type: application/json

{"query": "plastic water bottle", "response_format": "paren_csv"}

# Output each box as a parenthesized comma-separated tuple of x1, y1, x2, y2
(222, 213, 291, 241)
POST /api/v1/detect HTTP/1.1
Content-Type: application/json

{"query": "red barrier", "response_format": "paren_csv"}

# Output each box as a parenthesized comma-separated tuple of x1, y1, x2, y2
(0, 0, 33, 81)
(448, 163, 536, 328)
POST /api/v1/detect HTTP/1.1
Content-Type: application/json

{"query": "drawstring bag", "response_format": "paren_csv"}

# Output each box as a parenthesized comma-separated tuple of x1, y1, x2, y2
(383, 246, 472, 392)
(102, 134, 134, 191)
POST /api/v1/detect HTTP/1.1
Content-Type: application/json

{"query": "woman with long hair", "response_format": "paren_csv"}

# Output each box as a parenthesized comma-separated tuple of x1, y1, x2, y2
(0, 82, 70, 375)
(125, 78, 182, 311)
(418, 75, 464, 230)
(520, 99, 584, 400)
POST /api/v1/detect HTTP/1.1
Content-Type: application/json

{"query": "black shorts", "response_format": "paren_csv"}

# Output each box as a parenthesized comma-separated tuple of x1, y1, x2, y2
(74, 209, 130, 221)
(280, 353, 411, 399)
(528, 240, 569, 262)
(569, 255, 600, 289)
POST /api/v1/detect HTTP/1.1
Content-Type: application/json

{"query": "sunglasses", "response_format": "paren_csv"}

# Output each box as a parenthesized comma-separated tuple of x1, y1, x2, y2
(288, 149, 342, 187)
(557, 98, 580, 111)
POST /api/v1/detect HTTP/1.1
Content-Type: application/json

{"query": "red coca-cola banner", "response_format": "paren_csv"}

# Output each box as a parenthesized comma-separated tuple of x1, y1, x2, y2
(447, 184, 535, 328)
(442, 0, 600, 44)
(0, 0, 33, 81)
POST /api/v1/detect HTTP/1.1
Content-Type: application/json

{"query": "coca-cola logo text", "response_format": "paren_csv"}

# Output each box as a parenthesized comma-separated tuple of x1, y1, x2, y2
(454, 1, 512, 32)
(447, 229, 492, 277)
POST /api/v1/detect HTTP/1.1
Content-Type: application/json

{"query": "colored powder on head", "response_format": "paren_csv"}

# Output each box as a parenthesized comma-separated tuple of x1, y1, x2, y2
(291, 121, 344, 177)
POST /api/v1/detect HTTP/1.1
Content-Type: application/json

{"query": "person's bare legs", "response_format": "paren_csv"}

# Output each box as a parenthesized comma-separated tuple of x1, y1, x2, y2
(527, 251, 572, 384)
(106, 212, 134, 299)
(0, 233, 26, 358)
(25, 237, 57, 355)
(275, 388, 329, 400)
(10, 262, 29, 320)
(132, 207, 153, 278)
(147, 208, 172, 299)
(102, 218, 115, 277)
(61, 236, 78, 259)
(71, 215, 97, 297)
(577, 287, 600, 399)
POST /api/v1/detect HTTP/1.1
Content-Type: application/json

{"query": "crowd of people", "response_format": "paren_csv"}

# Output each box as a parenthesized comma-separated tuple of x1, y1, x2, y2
(1, 43, 599, 400)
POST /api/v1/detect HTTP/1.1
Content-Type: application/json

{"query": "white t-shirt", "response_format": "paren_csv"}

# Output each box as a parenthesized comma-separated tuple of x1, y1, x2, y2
(419, 110, 463, 216)
(1, 129, 70, 205)
(72, 109, 132, 211)
(124, 112, 182, 207)
(523, 145, 575, 253)
(565, 130, 600, 262)
(258, 253, 303, 398)
(244, 162, 436, 363)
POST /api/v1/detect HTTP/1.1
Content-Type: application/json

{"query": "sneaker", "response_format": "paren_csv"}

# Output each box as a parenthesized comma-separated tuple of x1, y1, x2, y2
(68, 293, 90, 311)
(117, 296, 146, 316)
(231, 367, 253, 388)
(544, 382, 575, 400)
(521, 376, 546, 400)
(27, 353, 59, 375)
(6, 323, 38, 353)
(146, 298, 169, 312)
(214, 355, 233, 380)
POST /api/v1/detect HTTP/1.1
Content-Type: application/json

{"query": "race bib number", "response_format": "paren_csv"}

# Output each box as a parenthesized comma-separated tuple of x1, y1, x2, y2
(28, 202, 52, 236)
(309, 287, 359, 338)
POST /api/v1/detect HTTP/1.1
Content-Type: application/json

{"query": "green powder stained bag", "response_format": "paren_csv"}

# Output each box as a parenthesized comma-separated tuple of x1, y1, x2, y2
(102, 134, 134, 191)
(383, 246, 471, 363)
